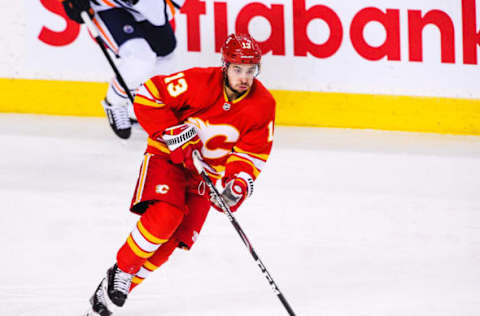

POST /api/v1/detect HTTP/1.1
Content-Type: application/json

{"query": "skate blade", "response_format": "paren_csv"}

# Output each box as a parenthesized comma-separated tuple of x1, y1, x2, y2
(83, 278, 114, 316)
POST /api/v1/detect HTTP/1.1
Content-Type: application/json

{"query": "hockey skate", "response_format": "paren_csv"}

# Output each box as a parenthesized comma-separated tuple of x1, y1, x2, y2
(102, 98, 132, 139)
(85, 264, 133, 316)
(85, 278, 112, 316)
(106, 263, 133, 307)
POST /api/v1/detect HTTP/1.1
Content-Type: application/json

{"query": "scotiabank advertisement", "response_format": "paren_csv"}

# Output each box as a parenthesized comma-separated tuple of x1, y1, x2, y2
(17, 0, 480, 98)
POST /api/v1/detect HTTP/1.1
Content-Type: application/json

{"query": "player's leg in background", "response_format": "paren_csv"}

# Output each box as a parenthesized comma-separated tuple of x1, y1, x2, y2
(94, 8, 158, 138)
(129, 191, 211, 291)
(139, 19, 178, 78)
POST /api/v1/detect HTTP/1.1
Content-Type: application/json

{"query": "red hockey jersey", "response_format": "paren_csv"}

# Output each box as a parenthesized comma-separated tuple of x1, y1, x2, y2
(133, 66, 275, 182)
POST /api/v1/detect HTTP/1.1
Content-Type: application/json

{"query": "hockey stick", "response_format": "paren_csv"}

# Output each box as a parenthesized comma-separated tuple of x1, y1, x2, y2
(192, 150, 296, 316)
(80, 11, 135, 104)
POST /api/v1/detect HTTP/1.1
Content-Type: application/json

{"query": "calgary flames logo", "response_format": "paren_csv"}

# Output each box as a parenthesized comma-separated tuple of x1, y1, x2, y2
(187, 117, 239, 159)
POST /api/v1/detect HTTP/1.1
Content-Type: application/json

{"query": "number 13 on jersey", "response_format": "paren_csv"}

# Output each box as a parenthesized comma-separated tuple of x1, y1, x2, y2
(164, 73, 188, 97)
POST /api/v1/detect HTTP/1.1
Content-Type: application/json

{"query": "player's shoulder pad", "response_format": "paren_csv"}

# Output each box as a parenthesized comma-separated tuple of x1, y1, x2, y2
(243, 79, 275, 126)
(184, 66, 221, 78)
(254, 79, 275, 100)
(147, 67, 219, 89)
(253, 79, 276, 109)
(180, 67, 222, 88)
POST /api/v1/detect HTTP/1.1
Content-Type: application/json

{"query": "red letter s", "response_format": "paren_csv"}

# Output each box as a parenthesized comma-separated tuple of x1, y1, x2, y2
(38, 0, 80, 46)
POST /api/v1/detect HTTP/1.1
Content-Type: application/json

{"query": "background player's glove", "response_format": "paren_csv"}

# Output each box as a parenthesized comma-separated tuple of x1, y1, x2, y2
(163, 123, 204, 172)
(211, 172, 254, 212)
(62, 0, 92, 24)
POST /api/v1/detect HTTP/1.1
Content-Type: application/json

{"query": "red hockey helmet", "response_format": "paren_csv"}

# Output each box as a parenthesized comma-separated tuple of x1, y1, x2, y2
(221, 34, 262, 65)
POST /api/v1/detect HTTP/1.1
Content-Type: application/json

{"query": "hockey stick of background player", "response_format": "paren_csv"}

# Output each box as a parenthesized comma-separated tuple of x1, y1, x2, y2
(192, 151, 296, 316)
(80, 11, 135, 104)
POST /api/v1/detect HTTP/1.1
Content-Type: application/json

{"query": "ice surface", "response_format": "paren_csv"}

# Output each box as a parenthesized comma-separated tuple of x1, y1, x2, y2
(0, 114, 479, 316)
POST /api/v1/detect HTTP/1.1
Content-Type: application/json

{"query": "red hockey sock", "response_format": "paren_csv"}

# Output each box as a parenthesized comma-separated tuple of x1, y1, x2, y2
(117, 202, 184, 274)
(130, 237, 178, 291)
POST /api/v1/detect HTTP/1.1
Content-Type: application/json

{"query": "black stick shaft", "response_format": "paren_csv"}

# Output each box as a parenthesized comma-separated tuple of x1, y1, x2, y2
(199, 169, 296, 316)
(80, 12, 134, 104)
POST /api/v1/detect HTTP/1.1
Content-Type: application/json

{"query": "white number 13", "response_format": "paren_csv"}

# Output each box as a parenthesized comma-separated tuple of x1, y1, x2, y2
(164, 72, 188, 97)
(242, 41, 252, 49)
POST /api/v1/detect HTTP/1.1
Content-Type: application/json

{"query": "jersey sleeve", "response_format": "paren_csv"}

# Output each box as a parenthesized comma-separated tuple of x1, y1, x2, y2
(133, 76, 177, 139)
(224, 98, 276, 182)
(133, 69, 199, 139)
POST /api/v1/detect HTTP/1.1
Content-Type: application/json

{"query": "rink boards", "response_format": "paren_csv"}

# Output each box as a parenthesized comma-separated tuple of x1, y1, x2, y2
(3, 0, 480, 135)
(2, 78, 480, 135)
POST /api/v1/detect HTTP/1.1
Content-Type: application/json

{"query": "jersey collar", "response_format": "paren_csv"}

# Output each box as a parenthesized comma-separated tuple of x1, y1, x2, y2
(223, 84, 251, 104)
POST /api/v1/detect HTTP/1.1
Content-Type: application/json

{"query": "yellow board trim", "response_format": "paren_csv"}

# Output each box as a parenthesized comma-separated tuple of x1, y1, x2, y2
(0, 78, 107, 116)
(1, 78, 480, 135)
(271, 89, 480, 135)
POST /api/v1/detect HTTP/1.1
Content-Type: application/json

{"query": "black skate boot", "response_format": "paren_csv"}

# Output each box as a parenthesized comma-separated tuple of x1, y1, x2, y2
(85, 278, 112, 316)
(102, 98, 132, 139)
(106, 264, 133, 307)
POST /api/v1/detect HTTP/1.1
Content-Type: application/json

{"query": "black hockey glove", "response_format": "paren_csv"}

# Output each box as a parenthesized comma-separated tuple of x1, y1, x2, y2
(62, 0, 92, 24)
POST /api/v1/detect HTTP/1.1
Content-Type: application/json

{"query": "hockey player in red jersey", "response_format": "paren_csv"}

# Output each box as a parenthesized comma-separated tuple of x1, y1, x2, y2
(85, 33, 275, 316)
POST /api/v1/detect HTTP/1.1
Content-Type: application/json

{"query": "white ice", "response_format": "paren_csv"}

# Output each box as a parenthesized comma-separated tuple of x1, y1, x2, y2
(0, 114, 479, 316)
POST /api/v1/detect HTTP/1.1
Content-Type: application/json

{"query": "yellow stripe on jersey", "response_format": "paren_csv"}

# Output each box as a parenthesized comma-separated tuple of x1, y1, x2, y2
(198, 163, 223, 179)
(226, 155, 260, 178)
(147, 138, 170, 154)
(145, 80, 161, 99)
(207, 170, 222, 179)
(210, 164, 225, 173)
(181, 137, 201, 150)
(135, 95, 165, 108)
(233, 146, 269, 161)
(137, 221, 168, 245)
(127, 235, 152, 259)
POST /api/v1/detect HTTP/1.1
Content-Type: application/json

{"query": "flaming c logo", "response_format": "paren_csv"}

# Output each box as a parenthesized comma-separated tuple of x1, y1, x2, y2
(187, 118, 239, 159)
(155, 184, 170, 194)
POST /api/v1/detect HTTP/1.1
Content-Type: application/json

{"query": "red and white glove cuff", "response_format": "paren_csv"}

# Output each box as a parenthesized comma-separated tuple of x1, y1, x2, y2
(234, 172, 254, 198)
